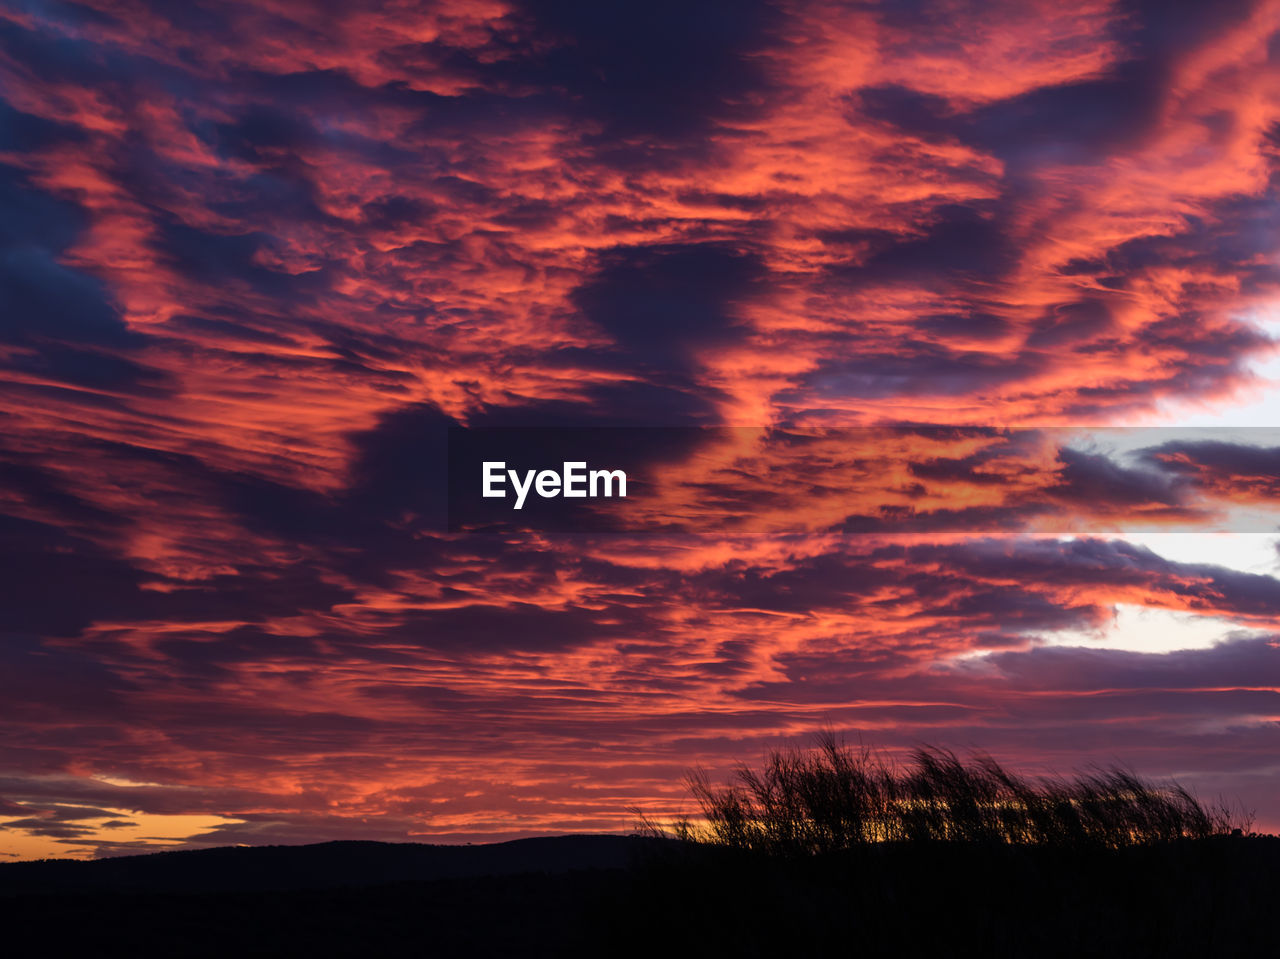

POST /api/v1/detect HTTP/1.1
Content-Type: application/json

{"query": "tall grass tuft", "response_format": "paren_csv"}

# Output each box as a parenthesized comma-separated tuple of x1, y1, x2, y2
(641, 733, 1250, 856)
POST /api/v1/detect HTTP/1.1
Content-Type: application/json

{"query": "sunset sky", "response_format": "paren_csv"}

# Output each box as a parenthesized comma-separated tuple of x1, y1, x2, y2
(3, 0, 1280, 860)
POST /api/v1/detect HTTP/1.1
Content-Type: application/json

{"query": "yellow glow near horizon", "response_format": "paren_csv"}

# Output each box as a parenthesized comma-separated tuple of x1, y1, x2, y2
(0, 808, 245, 861)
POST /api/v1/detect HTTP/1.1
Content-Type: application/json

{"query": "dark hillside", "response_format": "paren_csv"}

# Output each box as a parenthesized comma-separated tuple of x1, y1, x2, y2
(0, 834, 649, 895)
(2, 834, 1278, 957)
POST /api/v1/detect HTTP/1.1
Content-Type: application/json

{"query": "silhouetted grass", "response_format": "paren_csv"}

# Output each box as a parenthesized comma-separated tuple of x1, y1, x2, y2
(641, 733, 1251, 856)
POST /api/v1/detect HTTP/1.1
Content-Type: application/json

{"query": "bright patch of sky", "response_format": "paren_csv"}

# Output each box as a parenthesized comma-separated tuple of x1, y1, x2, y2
(1028, 532, 1278, 655)
(0, 808, 245, 861)
(1158, 312, 1280, 428)
(1058, 311, 1280, 651)
(1040, 602, 1269, 654)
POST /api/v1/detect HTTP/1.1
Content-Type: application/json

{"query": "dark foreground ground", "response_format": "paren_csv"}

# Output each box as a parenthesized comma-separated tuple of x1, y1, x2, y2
(2, 834, 1278, 957)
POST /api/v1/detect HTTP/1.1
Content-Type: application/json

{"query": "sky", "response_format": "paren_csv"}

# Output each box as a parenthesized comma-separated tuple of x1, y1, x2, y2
(1, 0, 1279, 860)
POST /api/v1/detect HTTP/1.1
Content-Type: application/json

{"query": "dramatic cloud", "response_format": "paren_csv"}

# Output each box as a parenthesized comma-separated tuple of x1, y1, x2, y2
(2, 0, 1279, 857)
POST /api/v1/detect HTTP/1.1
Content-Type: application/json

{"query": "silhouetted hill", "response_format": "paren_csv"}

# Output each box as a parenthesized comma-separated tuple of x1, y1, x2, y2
(3, 835, 1279, 957)
(0, 833, 653, 895)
